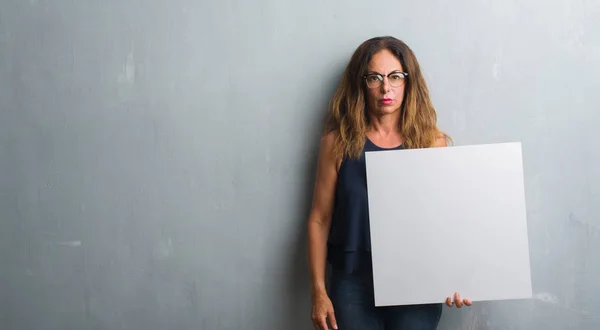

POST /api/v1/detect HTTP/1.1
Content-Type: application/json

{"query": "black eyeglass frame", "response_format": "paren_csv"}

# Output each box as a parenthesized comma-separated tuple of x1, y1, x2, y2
(362, 71, 409, 88)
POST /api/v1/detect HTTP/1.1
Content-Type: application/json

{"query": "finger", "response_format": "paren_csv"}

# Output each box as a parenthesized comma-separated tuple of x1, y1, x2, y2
(454, 292, 463, 308)
(312, 315, 322, 330)
(445, 296, 453, 307)
(319, 316, 329, 330)
(328, 310, 338, 329)
(464, 298, 473, 307)
(312, 315, 327, 330)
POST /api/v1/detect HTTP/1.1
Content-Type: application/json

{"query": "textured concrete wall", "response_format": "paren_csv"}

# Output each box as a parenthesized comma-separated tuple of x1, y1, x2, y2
(1, 0, 599, 329)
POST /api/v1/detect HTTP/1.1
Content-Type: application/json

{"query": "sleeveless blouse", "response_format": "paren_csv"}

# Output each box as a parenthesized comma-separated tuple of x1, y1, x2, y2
(327, 136, 405, 273)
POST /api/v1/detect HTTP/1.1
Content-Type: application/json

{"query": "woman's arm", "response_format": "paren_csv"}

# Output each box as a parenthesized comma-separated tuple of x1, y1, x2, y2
(307, 131, 338, 297)
(307, 132, 339, 330)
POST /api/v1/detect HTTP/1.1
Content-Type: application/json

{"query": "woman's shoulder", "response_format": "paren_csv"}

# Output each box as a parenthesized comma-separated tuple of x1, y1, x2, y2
(319, 129, 343, 170)
(433, 129, 452, 147)
(321, 130, 339, 145)
(318, 129, 342, 152)
(434, 135, 447, 147)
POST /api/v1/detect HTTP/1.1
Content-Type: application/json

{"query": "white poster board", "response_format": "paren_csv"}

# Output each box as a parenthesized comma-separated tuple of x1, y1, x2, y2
(365, 142, 532, 307)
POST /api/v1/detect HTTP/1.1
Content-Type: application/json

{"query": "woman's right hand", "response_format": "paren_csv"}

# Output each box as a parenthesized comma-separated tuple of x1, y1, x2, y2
(311, 291, 338, 330)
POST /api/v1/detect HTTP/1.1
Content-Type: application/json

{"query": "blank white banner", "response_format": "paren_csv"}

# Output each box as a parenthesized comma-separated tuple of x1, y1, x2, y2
(365, 142, 532, 307)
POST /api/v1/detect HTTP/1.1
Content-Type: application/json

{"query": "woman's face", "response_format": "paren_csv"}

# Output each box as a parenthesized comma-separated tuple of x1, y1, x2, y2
(364, 49, 406, 116)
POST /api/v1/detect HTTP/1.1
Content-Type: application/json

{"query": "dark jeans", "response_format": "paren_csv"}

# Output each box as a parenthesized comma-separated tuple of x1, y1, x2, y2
(328, 267, 443, 330)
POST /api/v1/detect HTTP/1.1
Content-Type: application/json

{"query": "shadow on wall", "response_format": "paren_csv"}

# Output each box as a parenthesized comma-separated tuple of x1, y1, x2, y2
(282, 65, 346, 330)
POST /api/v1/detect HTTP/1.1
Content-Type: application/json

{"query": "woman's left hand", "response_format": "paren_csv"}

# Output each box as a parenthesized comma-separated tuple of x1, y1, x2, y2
(445, 292, 472, 308)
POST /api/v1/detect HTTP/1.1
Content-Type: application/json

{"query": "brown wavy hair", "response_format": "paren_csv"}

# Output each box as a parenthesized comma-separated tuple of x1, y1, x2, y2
(324, 36, 451, 161)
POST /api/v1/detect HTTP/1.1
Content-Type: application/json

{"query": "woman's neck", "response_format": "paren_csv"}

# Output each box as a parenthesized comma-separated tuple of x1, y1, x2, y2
(367, 113, 401, 137)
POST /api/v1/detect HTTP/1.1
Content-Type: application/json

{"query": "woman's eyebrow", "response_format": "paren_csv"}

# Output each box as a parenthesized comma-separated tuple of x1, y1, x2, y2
(365, 69, 403, 75)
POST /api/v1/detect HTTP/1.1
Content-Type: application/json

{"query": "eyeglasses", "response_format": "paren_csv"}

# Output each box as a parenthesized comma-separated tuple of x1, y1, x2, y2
(363, 71, 408, 88)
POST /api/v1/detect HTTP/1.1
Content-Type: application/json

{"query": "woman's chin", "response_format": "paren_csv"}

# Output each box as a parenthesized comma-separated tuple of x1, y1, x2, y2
(374, 106, 400, 116)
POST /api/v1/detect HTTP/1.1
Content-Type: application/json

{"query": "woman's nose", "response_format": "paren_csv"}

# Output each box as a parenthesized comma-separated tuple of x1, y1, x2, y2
(380, 77, 391, 92)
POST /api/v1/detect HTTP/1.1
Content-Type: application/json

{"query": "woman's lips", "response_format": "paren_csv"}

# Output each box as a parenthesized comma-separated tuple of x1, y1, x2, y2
(381, 98, 393, 105)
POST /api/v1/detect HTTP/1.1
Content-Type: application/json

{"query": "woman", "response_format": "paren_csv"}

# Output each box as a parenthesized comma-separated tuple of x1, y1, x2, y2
(307, 36, 472, 330)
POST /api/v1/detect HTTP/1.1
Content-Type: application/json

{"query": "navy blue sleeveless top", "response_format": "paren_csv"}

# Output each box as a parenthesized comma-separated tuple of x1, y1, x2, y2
(327, 136, 405, 274)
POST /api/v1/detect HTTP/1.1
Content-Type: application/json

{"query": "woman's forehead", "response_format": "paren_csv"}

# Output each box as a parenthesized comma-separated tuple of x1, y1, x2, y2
(368, 49, 403, 73)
